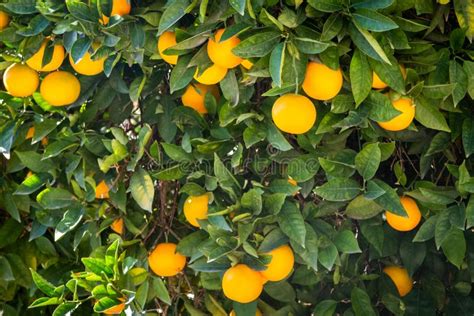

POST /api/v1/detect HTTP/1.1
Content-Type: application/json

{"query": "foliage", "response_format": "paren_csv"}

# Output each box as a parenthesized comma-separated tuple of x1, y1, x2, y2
(1, 0, 474, 315)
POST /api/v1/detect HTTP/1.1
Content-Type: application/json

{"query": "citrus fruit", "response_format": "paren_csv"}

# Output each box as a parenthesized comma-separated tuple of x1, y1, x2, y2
(3, 63, 39, 97)
(40, 71, 81, 106)
(222, 264, 264, 303)
(26, 127, 35, 140)
(111, 218, 124, 234)
(272, 94, 316, 134)
(230, 309, 263, 316)
(100, 0, 131, 24)
(377, 97, 415, 132)
(183, 194, 209, 227)
(26, 171, 33, 179)
(207, 28, 242, 69)
(383, 266, 413, 297)
(103, 297, 126, 315)
(372, 65, 407, 89)
(194, 64, 227, 85)
(26, 40, 65, 72)
(181, 83, 219, 114)
(260, 244, 294, 282)
(158, 31, 178, 65)
(148, 243, 186, 277)
(302, 61, 343, 101)
(0, 11, 10, 30)
(95, 180, 110, 199)
(241, 59, 254, 70)
(385, 196, 421, 231)
(69, 44, 105, 76)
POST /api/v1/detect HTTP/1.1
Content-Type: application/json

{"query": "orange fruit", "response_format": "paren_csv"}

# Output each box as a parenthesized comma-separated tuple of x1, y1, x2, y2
(230, 309, 263, 316)
(241, 59, 254, 70)
(372, 65, 407, 90)
(100, 0, 131, 24)
(222, 264, 263, 303)
(95, 180, 110, 199)
(69, 44, 105, 76)
(302, 61, 343, 101)
(148, 243, 186, 277)
(111, 218, 124, 234)
(0, 11, 10, 30)
(272, 94, 316, 134)
(3, 63, 39, 97)
(194, 64, 227, 85)
(260, 244, 294, 282)
(40, 71, 81, 106)
(377, 97, 415, 132)
(207, 29, 242, 69)
(383, 266, 413, 297)
(385, 196, 421, 232)
(158, 31, 178, 65)
(103, 297, 126, 315)
(26, 40, 65, 72)
(41, 137, 49, 146)
(26, 127, 35, 140)
(26, 171, 33, 178)
(183, 194, 209, 227)
(181, 83, 219, 114)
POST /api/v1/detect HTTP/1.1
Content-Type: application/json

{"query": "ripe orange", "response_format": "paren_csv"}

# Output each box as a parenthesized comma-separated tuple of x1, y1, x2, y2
(3, 63, 39, 97)
(194, 64, 227, 85)
(183, 194, 209, 227)
(0, 11, 10, 30)
(100, 0, 131, 24)
(230, 309, 263, 316)
(302, 61, 343, 101)
(103, 297, 126, 315)
(69, 44, 105, 76)
(372, 65, 407, 89)
(272, 94, 316, 134)
(111, 218, 124, 234)
(40, 71, 81, 106)
(260, 244, 294, 282)
(222, 264, 263, 303)
(241, 59, 254, 70)
(385, 196, 421, 232)
(377, 97, 415, 132)
(181, 83, 219, 114)
(26, 40, 65, 72)
(207, 29, 242, 69)
(25, 127, 48, 145)
(95, 180, 110, 199)
(148, 243, 186, 277)
(383, 266, 413, 297)
(158, 31, 178, 65)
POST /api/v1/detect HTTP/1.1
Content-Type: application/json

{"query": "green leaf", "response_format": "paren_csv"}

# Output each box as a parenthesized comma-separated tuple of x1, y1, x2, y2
(220, 69, 239, 106)
(152, 276, 172, 305)
(269, 42, 286, 87)
(314, 300, 338, 316)
(232, 32, 281, 58)
(278, 201, 306, 247)
(241, 188, 263, 215)
(52, 302, 80, 316)
(353, 9, 398, 32)
(16, 151, 55, 173)
(453, 0, 474, 41)
(130, 168, 154, 212)
(449, 60, 468, 106)
(365, 91, 401, 122)
(441, 228, 466, 269)
(153, 165, 187, 180)
(81, 258, 113, 276)
(71, 37, 92, 63)
(369, 57, 405, 93)
(293, 37, 331, 54)
(346, 194, 384, 220)
(263, 193, 287, 215)
(3, 0, 37, 14)
(37, 188, 75, 210)
(350, 49, 372, 106)
(355, 143, 381, 180)
(162, 143, 193, 162)
(0, 121, 16, 158)
(351, 0, 394, 9)
(371, 179, 406, 216)
(467, 195, 474, 229)
(462, 118, 474, 158)
(54, 207, 84, 241)
(230, 0, 245, 15)
(264, 281, 296, 302)
(29, 297, 61, 308)
(157, 0, 189, 35)
(351, 287, 376, 316)
(307, 0, 343, 12)
(66, 0, 98, 22)
(334, 230, 361, 254)
(291, 224, 318, 271)
(30, 269, 56, 297)
(413, 215, 437, 242)
(415, 96, 451, 132)
(169, 54, 195, 93)
(314, 178, 361, 201)
(214, 153, 241, 198)
(349, 21, 391, 64)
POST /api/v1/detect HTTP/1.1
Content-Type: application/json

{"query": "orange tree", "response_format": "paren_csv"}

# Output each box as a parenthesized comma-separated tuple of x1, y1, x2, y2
(0, 0, 474, 315)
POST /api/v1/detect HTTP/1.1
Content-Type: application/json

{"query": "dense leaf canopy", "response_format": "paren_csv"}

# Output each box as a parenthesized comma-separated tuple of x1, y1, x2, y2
(1, 0, 474, 315)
